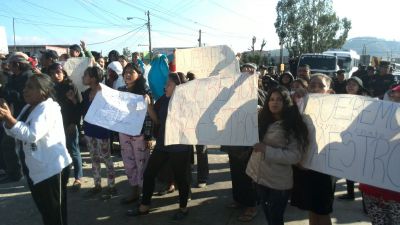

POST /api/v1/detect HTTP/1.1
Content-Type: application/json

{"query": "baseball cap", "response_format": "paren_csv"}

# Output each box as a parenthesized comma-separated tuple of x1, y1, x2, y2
(7, 52, 30, 64)
(392, 85, 400, 92)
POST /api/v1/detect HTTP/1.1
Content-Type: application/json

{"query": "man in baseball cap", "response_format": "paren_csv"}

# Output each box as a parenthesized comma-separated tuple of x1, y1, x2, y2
(40, 50, 59, 75)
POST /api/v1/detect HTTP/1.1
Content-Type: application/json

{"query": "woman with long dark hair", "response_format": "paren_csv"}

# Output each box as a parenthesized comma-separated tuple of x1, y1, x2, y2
(246, 86, 309, 225)
(118, 63, 157, 203)
(48, 63, 83, 191)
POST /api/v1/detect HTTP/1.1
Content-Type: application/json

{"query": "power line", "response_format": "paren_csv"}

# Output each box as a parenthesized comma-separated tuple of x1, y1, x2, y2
(75, 0, 120, 26)
(20, 0, 121, 26)
(0, 14, 132, 29)
(83, 0, 128, 24)
(87, 24, 146, 45)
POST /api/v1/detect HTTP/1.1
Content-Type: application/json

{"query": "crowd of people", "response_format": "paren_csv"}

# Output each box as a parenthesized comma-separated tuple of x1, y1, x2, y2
(0, 42, 399, 225)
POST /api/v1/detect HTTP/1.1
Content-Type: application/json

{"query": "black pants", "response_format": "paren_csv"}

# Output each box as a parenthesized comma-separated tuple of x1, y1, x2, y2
(1, 134, 22, 180)
(141, 150, 191, 208)
(345, 179, 355, 197)
(257, 184, 290, 225)
(27, 166, 70, 225)
(227, 147, 257, 207)
(194, 145, 209, 183)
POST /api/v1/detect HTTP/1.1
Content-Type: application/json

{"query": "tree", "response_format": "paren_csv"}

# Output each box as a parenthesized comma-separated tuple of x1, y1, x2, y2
(260, 39, 267, 53)
(122, 47, 131, 58)
(275, 0, 351, 57)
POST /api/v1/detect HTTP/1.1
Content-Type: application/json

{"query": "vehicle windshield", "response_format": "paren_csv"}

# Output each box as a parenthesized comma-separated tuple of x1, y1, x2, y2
(299, 55, 337, 71)
(337, 57, 352, 72)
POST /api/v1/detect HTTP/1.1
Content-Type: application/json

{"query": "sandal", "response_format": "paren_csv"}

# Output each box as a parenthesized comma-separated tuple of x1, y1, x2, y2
(237, 209, 257, 222)
(126, 207, 150, 217)
(71, 180, 81, 192)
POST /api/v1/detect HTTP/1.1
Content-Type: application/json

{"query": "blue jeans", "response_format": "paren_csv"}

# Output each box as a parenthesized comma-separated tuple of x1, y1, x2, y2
(257, 184, 290, 225)
(66, 125, 83, 180)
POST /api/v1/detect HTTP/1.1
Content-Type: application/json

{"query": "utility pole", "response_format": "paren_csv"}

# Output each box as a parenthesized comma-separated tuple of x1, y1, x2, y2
(198, 29, 202, 47)
(13, 17, 16, 51)
(146, 11, 152, 60)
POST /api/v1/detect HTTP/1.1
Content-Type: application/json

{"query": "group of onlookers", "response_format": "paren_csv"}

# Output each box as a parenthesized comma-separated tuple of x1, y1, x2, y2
(1, 45, 400, 225)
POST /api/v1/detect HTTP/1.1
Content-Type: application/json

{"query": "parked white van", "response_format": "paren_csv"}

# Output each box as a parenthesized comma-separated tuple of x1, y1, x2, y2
(323, 49, 360, 78)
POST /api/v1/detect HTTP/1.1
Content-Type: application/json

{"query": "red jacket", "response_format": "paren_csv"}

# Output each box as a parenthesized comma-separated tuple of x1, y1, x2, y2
(359, 184, 400, 202)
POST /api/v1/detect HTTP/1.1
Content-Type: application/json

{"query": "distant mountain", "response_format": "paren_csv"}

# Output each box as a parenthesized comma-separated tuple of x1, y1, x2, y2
(343, 37, 400, 58)
(261, 37, 400, 59)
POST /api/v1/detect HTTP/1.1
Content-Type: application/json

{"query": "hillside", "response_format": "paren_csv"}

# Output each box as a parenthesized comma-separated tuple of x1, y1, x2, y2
(343, 37, 400, 58)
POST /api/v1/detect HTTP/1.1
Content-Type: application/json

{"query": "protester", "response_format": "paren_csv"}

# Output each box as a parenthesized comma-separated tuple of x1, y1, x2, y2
(221, 63, 264, 222)
(69, 40, 93, 59)
(388, 84, 400, 102)
(279, 71, 294, 90)
(127, 72, 192, 221)
(118, 55, 129, 68)
(48, 63, 83, 191)
(107, 50, 120, 63)
(333, 69, 347, 94)
(0, 52, 33, 184)
(132, 52, 145, 74)
(106, 61, 124, 89)
(118, 63, 157, 204)
(39, 50, 59, 75)
(359, 85, 400, 224)
(334, 76, 369, 202)
(369, 61, 396, 99)
(148, 54, 170, 100)
(291, 73, 335, 225)
(186, 71, 209, 188)
(297, 64, 311, 83)
(81, 66, 116, 198)
(246, 86, 309, 225)
(0, 74, 72, 225)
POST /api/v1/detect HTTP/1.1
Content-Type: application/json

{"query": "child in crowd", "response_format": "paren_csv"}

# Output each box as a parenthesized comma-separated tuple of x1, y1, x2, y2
(118, 63, 157, 204)
(81, 67, 116, 198)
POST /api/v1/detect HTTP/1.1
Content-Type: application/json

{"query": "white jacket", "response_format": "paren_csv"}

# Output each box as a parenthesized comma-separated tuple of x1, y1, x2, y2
(5, 98, 72, 185)
(246, 121, 302, 190)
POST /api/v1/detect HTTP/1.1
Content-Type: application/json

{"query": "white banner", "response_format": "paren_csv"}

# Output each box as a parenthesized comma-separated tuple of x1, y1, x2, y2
(165, 72, 259, 146)
(175, 45, 240, 78)
(84, 84, 148, 136)
(0, 27, 8, 54)
(63, 57, 92, 93)
(302, 94, 400, 192)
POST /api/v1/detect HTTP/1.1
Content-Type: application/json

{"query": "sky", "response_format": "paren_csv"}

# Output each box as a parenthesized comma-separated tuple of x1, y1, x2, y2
(0, 0, 399, 55)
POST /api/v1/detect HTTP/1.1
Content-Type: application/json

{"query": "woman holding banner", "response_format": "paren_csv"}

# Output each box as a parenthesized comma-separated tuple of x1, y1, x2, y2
(290, 74, 335, 225)
(118, 63, 157, 204)
(359, 84, 400, 225)
(81, 66, 116, 198)
(127, 72, 192, 221)
(246, 86, 309, 225)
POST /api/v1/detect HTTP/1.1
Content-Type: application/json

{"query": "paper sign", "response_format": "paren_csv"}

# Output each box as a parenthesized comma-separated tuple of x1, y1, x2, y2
(302, 94, 400, 192)
(0, 27, 8, 54)
(165, 72, 259, 146)
(63, 57, 92, 93)
(84, 84, 148, 136)
(175, 45, 240, 78)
